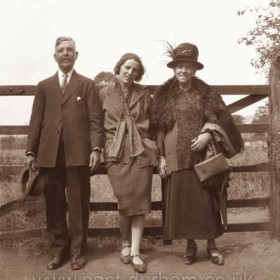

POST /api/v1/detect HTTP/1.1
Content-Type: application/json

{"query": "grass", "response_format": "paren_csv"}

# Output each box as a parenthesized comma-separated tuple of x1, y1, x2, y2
(227, 141, 269, 200)
(0, 149, 26, 165)
(0, 141, 270, 254)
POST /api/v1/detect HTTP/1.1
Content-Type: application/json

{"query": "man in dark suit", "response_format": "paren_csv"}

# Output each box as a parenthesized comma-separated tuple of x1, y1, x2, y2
(26, 37, 103, 270)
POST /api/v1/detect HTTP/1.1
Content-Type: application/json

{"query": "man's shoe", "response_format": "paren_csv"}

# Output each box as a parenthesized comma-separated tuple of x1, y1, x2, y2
(46, 254, 65, 270)
(71, 254, 85, 270)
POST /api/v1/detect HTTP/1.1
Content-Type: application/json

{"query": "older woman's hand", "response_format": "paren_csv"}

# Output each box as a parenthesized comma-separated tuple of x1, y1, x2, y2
(158, 156, 167, 179)
(190, 132, 212, 152)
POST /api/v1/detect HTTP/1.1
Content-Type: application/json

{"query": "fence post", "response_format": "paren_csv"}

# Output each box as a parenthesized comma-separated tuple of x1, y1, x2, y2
(269, 55, 280, 239)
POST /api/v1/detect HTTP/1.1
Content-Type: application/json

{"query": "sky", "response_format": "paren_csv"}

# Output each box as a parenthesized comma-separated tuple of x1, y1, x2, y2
(0, 0, 270, 125)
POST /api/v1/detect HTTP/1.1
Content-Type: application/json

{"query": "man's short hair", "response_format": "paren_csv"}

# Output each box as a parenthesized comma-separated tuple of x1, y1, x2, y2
(55, 37, 76, 49)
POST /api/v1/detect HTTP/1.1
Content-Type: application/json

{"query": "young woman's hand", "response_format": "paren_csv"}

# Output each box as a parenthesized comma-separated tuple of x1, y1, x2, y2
(190, 132, 212, 152)
(157, 156, 167, 179)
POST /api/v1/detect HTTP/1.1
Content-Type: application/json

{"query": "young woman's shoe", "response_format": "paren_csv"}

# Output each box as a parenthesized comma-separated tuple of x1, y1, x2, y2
(206, 248, 224, 266)
(131, 255, 147, 273)
(183, 243, 198, 265)
(120, 246, 132, 264)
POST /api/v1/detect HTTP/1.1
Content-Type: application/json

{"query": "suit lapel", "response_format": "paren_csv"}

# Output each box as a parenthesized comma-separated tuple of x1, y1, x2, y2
(48, 72, 63, 103)
(106, 81, 123, 113)
(129, 84, 145, 109)
(61, 70, 81, 105)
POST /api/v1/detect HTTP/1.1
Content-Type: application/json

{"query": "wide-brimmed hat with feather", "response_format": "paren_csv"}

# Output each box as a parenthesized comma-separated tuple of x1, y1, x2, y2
(166, 42, 204, 70)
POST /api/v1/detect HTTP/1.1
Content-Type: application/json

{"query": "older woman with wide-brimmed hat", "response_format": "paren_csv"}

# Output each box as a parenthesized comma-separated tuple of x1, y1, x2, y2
(152, 43, 244, 265)
(99, 53, 158, 273)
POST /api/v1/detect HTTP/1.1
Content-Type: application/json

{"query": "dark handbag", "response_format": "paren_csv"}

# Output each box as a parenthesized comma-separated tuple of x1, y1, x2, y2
(194, 153, 229, 183)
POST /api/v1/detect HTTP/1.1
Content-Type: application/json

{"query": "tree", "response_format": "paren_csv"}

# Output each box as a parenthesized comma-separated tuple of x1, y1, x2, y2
(94, 72, 115, 86)
(251, 101, 269, 141)
(232, 114, 245, 124)
(238, 0, 280, 75)
(252, 101, 269, 123)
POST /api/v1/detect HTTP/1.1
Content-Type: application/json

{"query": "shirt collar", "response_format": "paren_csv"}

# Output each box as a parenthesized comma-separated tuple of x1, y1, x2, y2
(58, 68, 74, 84)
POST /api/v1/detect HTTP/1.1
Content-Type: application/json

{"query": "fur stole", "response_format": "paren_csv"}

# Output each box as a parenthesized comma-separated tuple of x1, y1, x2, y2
(151, 76, 244, 155)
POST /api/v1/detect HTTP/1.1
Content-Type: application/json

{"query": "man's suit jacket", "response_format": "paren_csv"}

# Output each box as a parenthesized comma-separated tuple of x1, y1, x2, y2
(27, 70, 103, 167)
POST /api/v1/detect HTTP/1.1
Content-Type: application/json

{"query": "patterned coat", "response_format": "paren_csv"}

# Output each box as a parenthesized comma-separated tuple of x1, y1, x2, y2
(151, 76, 244, 175)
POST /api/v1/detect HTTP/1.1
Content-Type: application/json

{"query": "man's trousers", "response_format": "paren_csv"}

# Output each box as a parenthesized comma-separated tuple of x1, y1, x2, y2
(43, 142, 91, 256)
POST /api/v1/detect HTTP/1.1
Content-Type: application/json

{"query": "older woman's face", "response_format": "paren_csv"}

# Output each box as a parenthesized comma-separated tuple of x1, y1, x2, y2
(174, 62, 196, 85)
(119, 59, 140, 87)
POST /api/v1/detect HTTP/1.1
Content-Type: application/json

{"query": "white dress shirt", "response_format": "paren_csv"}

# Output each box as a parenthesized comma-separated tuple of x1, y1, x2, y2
(58, 68, 74, 87)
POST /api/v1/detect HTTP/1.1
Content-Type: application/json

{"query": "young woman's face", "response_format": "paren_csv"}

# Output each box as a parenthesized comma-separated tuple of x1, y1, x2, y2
(174, 62, 196, 85)
(119, 59, 140, 87)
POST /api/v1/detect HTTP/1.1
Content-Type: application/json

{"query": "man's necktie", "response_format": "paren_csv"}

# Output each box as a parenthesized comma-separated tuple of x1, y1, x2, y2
(61, 74, 68, 94)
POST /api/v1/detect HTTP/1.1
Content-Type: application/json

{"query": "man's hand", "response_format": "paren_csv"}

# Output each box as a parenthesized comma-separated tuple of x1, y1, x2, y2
(89, 150, 101, 173)
(26, 154, 37, 171)
(157, 156, 167, 179)
(190, 132, 212, 152)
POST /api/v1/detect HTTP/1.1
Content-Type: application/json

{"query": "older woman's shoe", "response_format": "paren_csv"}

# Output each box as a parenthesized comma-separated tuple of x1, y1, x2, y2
(120, 246, 132, 264)
(206, 248, 224, 266)
(183, 243, 198, 265)
(131, 255, 147, 273)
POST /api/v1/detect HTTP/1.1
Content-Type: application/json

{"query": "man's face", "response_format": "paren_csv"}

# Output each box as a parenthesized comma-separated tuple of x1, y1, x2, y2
(54, 40, 78, 73)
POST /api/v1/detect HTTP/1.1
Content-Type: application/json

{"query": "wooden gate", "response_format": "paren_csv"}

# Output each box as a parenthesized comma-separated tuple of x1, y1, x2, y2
(1, 60, 279, 239)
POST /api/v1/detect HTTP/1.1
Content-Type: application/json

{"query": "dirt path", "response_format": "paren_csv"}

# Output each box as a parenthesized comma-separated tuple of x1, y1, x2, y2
(1, 209, 279, 280)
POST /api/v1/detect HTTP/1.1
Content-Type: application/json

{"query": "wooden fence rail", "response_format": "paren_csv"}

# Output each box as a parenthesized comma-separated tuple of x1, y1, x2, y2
(0, 123, 270, 136)
(0, 83, 272, 240)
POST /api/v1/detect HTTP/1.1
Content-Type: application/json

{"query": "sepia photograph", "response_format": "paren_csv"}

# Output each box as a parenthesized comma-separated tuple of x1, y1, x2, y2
(0, 0, 278, 279)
